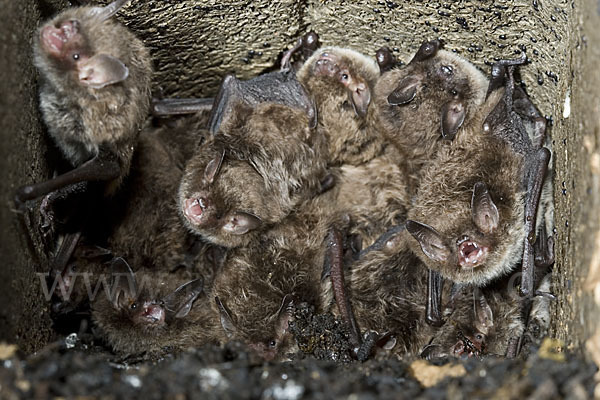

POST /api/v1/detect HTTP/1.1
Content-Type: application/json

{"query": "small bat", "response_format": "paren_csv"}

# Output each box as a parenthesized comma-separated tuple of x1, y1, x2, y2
(297, 46, 385, 166)
(373, 41, 489, 191)
(105, 111, 224, 282)
(178, 101, 329, 248)
(92, 258, 219, 355)
(209, 192, 334, 361)
(17, 0, 152, 200)
(405, 55, 551, 291)
(15, 0, 152, 268)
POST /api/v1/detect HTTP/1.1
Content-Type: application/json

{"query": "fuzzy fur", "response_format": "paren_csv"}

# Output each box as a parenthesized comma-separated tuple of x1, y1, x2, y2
(34, 5, 152, 193)
(406, 90, 528, 286)
(297, 46, 386, 166)
(106, 113, 222, 283)
(209, 191, 335, 361)
(179, 102, 329, 248)
(92, 272, 219, 355)
(373, 49, 488, 191)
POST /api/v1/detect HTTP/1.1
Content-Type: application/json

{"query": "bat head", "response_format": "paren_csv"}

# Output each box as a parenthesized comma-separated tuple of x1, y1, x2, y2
(35, 1, 132, 90)
(406, 179, 525, 286)
(215, 294, 295, 362)
(93, 258, 206, 353)
(179, 103, 327, 248)
(374, 40, 489, 152)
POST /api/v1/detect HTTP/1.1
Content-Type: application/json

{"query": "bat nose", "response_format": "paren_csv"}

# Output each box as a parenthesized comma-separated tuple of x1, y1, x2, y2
(142, 304, 165, 324)
(183, 196, 210, 225)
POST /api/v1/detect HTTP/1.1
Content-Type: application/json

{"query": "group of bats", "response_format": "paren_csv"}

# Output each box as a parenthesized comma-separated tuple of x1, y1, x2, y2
(15, 0, 555, 362)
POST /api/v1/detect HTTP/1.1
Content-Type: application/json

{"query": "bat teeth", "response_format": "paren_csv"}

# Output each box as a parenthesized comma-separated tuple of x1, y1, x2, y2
(458, 240, 489, 268)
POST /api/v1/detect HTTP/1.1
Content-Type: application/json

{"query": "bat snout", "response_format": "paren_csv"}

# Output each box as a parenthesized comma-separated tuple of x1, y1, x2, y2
(183, 195, 213, 226)
(457, 240, 489, 268)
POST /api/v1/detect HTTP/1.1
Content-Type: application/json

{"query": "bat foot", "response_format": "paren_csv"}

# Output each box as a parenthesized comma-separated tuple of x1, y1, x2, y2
(354, 330, 378, 362)
(39, 193, 60, 249)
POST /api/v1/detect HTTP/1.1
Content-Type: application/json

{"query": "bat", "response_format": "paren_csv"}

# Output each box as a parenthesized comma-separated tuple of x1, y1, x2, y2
(178, 101, 329, 248)
(209, 190, 335, 361)
(14, 0, 152, 269)
(373, 40, 489, 191)
(405, 55, 552, 345)
(92, 258, 219, 355)
(297, 46, 386, 166)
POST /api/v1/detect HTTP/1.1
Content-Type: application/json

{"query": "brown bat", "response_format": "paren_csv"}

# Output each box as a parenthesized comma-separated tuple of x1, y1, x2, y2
(209, 191, 335, 361)
(405, 56, 552, 340)
(297, 46, 387, 166)
(106, 111, 224, 281)
(342, 229, 531, 360)
(373, 41, 489, 189)
(178, 101, 329, 249)
(14, 0, 152, 267)
(17, 0, 152, 201)
(92, 258, 219, 355)
(405, 56, 551, 289)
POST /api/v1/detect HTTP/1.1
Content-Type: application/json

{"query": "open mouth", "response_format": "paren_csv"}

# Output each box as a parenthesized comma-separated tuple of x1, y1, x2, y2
(41, 20, 78, 56)
(183, 197, 207, 225)
(458, 240, 488, 268)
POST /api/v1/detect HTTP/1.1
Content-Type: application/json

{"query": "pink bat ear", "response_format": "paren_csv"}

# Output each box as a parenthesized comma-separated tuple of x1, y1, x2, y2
(471, 182, 499, 234)
(222, 212, 262, 235)
(349, 80, 371, 118)
(473, 287, 494, 335)
(79, 54, 129, 89)
(406, 220, 451, 262)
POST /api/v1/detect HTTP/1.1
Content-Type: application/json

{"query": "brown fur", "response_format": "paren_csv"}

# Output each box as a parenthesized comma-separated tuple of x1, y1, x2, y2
(209, 191, 335, 361)
(34, 5, 152, 193)
(406, 90, 527, 286)
(333, 145, 410, 248)
(92, 272, 219, 355)
(343, 230, 524, 358)
(179, 102, 329, 248)
(106, 113, 222, 282)
(297, 47, 386, 166)
(373, 49, 488, 191)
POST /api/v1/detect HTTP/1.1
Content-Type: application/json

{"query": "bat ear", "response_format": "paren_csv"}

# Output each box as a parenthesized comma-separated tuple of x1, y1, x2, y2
(215, 296, 236, 338)
(274, 294, 295, 336)
(222, 212, 262, 235)
(109, 257, 137, 310)
(406, 220, 450, 262)
(349, 81, 371, 117)
(89, 0, 129, 22)
(387, 76, 419, 106)
(473, 287, 494, 335)
(163, 277, 204, 319)
(471, 182, 499, 234)
(410, 40, 441, 63)
(440, 99, 466, 140)
(204, 150, 225, 184)
(78, 54, 129, 89)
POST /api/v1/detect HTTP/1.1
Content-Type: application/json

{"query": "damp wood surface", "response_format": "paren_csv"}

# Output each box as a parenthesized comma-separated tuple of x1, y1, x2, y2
(0, 0, 598, 359)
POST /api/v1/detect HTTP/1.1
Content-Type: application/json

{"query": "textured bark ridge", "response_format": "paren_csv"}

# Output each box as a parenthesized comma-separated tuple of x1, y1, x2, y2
(1, 0, 599, 357)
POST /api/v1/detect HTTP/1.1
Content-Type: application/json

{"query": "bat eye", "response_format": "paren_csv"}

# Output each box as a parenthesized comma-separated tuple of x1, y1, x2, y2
(441, 65, 453, 75)
(268, 339, 277, 348)
(341, 73, 349, 81)
(72, 53, 80, 60)
(475, 333, 484, 341)
(450, 89, 458, 96)
(130, 302, 138, 310)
